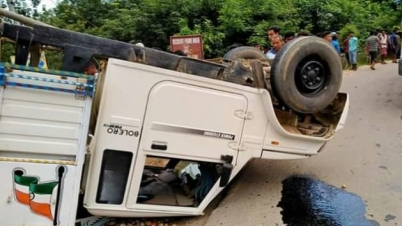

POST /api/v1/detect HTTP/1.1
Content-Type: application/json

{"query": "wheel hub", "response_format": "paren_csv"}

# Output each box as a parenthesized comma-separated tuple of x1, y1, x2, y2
(298, 60, 326, 94)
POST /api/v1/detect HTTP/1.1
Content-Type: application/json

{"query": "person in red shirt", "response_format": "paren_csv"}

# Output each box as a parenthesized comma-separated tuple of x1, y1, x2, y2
(342, 34, 351, 69)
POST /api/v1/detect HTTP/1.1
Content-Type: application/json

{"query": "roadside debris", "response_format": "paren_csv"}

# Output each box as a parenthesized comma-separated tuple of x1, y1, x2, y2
(77, 216, 184, 226)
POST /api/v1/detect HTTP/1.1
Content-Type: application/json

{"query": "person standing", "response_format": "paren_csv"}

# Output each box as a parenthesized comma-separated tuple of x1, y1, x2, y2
(267, 26, 281, 41)
(263, 45, 270, 55)
(254, 43, 261, 50)
(365, 31, 380, 70)
(266, 35, 284, 60)
(389, 29, 398, 63)
(342, 33, 351, 69)
(284, 32, 295, 43)
(84, 62, 98, 75)
(376, 29, 382, 62)
(396, 31, 402, 59)
(348, 32, 358, 70)
(379, 30, 388, 64)
(330, 32, 341, 54)
(321, 31, 332, 42)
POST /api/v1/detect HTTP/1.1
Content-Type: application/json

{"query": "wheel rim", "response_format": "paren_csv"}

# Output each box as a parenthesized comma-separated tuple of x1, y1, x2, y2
(295, 58, 329, 95)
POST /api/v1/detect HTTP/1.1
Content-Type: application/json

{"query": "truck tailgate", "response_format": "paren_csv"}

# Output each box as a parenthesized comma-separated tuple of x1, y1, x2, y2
(0, 65, 93, 162)
(0, 63, 94, 226)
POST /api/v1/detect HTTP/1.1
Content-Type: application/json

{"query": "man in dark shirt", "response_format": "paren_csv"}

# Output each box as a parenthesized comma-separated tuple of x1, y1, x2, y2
(366, 31, 381, 70)
(389, 29, 399, 63)
(284, 32, 295, 43)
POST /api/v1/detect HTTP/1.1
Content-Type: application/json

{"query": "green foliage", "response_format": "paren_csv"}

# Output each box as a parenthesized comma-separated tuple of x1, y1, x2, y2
(1, 0, 402, 63)
(339, 24, 360, 41)
(0, 42, 14, 63)
(177, 19, 226, 58)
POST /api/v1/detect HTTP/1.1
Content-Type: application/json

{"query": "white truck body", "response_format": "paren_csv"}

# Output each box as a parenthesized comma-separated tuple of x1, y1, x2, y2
(0, 58, 349, 225)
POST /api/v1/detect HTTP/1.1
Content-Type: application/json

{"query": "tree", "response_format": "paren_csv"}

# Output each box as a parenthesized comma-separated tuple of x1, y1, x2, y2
(2, 0, 402, 63)
(3, 0, 41, 19)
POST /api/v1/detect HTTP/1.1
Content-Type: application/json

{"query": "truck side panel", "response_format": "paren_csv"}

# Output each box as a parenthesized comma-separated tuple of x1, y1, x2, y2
(0, 68, 93, 225)
(0, 162, 77, 225)
(0, 89, 83, 158)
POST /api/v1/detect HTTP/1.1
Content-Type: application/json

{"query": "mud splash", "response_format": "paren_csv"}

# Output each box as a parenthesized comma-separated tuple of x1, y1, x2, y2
(277, 175, 380, 226)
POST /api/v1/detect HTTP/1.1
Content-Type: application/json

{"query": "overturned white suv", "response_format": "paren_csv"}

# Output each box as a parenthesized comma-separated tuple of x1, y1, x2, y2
(0, 22, 348, 225)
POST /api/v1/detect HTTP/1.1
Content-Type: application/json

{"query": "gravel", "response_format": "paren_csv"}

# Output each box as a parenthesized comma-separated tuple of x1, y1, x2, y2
(106, 218, 177, 226)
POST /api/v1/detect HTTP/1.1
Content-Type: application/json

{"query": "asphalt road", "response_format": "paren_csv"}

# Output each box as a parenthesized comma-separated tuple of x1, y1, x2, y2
(204, 62, 402, 226)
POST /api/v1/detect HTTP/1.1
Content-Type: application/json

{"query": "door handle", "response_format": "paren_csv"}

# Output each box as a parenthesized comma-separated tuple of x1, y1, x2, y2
(151, 142, 167, 151)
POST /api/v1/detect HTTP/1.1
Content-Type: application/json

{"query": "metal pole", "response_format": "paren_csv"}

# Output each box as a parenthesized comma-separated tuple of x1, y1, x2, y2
(0, 8, 53, 27)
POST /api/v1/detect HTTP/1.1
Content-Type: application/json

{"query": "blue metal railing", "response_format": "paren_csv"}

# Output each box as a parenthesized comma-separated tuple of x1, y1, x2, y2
(0, 63, 95, 97)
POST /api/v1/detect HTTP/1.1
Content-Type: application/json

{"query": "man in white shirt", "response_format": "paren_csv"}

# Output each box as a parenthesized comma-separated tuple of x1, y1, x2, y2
(266, 35, 284, 60)
(378, 30, 388, 64)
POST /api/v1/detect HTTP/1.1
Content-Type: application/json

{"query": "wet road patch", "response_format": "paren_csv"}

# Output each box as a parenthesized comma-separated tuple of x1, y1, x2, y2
(277, 175, 380, 226)
(384, 214, 396, 222)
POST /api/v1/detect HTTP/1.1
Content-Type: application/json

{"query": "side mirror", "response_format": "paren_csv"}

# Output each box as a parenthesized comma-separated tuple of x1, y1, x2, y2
(219, 155, 234, 187)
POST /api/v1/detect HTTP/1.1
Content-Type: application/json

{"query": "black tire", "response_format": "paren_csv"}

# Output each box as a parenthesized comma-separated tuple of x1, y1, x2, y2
(223, 46, 266, 61)
(270, 36, 343, 114)
(222, 47, 267, 88)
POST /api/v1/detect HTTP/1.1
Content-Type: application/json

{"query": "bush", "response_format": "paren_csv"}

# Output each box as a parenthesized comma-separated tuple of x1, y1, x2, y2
(339, 24, 360, 41)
